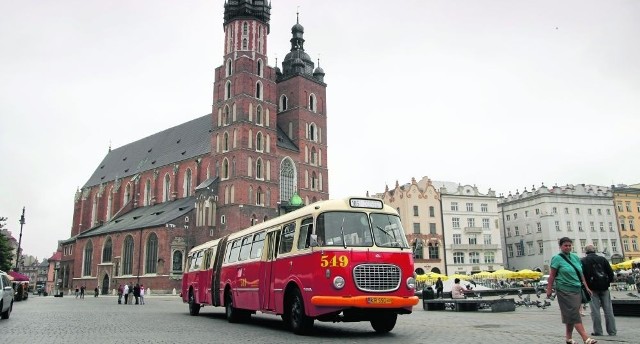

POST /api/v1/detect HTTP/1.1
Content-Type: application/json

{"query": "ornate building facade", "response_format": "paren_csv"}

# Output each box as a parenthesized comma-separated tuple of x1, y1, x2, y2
(612, 185, 640, 260)
(57, 1, 329, 294)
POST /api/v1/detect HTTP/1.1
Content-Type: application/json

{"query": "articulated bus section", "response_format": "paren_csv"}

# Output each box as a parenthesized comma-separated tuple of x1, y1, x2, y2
(181, 197, 419, 335)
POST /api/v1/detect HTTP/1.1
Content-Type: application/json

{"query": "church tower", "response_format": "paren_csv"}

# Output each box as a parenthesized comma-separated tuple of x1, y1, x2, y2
(211, 0, 328, 232)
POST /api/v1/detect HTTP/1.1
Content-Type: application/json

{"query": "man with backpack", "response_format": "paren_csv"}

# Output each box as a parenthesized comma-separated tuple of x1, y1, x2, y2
(581, 244, 617, 337)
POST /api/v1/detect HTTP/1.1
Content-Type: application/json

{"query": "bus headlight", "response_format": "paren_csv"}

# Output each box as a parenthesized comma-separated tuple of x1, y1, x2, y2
(333, 276, 345, 290)
(406, 277, 416, 290)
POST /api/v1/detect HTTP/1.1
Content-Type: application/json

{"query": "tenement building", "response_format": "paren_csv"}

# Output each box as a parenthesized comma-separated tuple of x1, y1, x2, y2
(612, 184, 640, 260)
(372, 177, 446, 275)
(57, 1, 329, 294)
(438, 183, 504, 275)
(498, 184, 622, 273)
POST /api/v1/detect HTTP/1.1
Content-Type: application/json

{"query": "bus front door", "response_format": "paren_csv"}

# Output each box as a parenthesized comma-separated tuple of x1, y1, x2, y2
(260, 230, 279, 311)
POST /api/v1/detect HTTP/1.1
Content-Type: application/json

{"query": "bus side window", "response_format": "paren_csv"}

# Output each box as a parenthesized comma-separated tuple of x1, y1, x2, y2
(279, 222, 295, 254)
(194, 251, 204, 270)
(238, 236, 252, 261)
(227, 240, 241, 263)
(204, 249, 212, 269)
(297, 217, 313, 249)
(315, 213, 326, 246)
(250, 231, 265, 259)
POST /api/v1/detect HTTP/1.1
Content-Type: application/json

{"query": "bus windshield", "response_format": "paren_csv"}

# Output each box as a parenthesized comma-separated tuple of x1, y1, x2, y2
(370, 213, 410, 248)
(316, 211, 373, 247)
(315, 211, 409, 249)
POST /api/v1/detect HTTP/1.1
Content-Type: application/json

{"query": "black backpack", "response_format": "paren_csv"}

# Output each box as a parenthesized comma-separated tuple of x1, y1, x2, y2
(587, 259, 610, 290)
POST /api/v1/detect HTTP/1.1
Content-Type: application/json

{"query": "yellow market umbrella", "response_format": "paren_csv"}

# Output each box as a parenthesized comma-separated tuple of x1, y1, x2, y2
(416, 272, 448, 283)
(472, 271, 492, 279)
(514, 269, 542, 279)
(449, 273, 471, 280)
(491, 269, 515, 279)
(617, 260, 633, 270)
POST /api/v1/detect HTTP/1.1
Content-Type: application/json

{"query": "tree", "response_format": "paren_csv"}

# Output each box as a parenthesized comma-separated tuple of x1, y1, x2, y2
(0, 217, 15, 271)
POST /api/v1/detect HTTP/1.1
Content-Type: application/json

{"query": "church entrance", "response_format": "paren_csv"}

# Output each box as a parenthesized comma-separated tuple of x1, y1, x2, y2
(102, 274, 109, 295)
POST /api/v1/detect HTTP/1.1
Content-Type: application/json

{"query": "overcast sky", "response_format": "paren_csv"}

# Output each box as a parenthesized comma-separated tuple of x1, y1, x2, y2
(1, 0, 638, 260)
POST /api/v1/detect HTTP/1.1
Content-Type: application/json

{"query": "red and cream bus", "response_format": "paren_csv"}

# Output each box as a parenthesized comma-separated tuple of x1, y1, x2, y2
(181, 197, 418, 334)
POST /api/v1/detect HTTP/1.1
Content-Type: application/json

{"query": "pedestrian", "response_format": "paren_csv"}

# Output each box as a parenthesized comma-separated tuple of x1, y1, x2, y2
(94, 286, 99, 297)
(117, 284, 123, 304)
(128, 282, 134, 305)
(581, 244, 616, 336)
(123, 284, 130, 304)
(451, 278, 465, 299)
(75, 286, 79, 298)
(435, 277, 444, 299)
(139, 284, 145, 305)
(546, 237, 597, 344)
(133, 283, 141, 304)
(80, 285, 85, 299)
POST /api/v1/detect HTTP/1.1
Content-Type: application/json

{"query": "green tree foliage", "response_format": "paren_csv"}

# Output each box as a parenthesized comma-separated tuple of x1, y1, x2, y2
(0, 217, 15, 271)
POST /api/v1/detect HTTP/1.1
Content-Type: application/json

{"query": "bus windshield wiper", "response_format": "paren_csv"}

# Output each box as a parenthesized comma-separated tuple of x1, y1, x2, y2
(340, 217, 347, 249)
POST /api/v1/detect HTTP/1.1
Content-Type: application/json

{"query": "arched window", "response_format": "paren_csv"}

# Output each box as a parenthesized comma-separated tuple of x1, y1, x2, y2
(311, 172, 318, 190)
(242, 38, 248, 50)
(102, 237, 112, 263)
(256, 132, 263, 151)
(256, 187, 264, 205)
(107, 189, 113, 221)
(309, 93, 316, 112)
(310, 147, 317, 165)
(222, 158, 229, 179)
(248, 186, 254, 204)
(91, 194, 98, 227)
(184, 169, 192, 197)
(242, 22, 248, 35)
(225, 81, 232, 100)
(279, 158, 296, 202)
(164, 174, 171, 202)
(223, 132, 230, 151)
(144, 179, 151, 206)
(255, 81, 262, 99)
(279, 94, 288, 112)
(172, 251, 183, 272)
(309, 123, 317, 141)
(83, 240, 93, 276)
(256, 105, 263, 125)
(226, 59, 233, 77)
(124, 183, 131, 205)
(223, 105, 230, 125)
(257, 59, 263, 77)
(123, 235, 134, 275)
(256, 158, 263, 179)
(145, 233, 158, 274)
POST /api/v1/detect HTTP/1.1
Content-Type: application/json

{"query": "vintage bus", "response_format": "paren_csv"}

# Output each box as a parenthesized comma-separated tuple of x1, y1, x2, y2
(181, 197, 418, 334)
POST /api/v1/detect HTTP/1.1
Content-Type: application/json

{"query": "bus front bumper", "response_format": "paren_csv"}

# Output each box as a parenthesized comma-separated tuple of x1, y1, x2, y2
(311, 295, 419, 308)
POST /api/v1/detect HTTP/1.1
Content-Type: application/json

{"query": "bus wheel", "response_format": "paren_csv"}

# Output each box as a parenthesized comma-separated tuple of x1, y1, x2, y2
(370, 313, 397, 333)
(225, 290, 243, 323)
(286, 289, 314, 335)
(188, 291, 200, 316)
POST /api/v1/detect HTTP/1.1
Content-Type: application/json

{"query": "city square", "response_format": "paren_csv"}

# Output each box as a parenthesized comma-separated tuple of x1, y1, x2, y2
(2, 291, 639, 344)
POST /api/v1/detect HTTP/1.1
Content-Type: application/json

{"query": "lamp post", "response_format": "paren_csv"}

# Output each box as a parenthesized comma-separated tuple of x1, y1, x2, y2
(14, 207, 25, 271)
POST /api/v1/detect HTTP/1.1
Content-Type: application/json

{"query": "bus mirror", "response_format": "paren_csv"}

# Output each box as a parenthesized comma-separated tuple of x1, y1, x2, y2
(309, 234, 319, 247)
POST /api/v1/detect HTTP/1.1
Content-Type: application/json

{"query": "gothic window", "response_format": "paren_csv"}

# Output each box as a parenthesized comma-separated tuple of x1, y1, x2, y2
(222, 158, 229, 179)
(223, 105, 230, 125)
(310, 147, 317, 165)
(144, 179, 151, 206)
(223, 132, 230, 151)
(145, 233, 158, 274)
(102, 237, 112, 263)
(172, 251, 183, 272)
(280, 158, 296, 202)
(257, 187, 264, 205)
(255, 81, 262, 100)
(91, 194, 98, 227)
(256, 105, 263, 125)
(242, 22, 248, 35)
(83, 240, 93, 276)
(308, 123, 317, 142)
(123, 235, 134, 275)
(257, 59, 263, 77)
(107, 190, 112, 221)
(124, 183, 131, 205)
(184, 169, 192, 197)
(311, 172, 318, 190)
(279, 94, 288, 112)
(248, 186, 253, 204)
(256, 158, 263, 179)
(256, 132, 263, 151)
(225, 81, 232, 100)
(309, 93, 317, 112)
(164, 174, 171, 202)
(226, 59, 232, 77)
(242, 38, 248, 50)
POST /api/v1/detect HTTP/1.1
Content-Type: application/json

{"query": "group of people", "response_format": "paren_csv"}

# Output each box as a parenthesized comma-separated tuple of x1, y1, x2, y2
(117, 283, 145, 305)
(546, 237, 617, 344)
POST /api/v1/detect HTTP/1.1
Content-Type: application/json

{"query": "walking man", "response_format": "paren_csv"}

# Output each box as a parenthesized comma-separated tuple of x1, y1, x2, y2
(581, 244, 617, 337)
(435, 277, 444, 298)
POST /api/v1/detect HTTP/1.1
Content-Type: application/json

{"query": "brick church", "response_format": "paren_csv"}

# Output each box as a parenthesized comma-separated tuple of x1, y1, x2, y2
(57, 0, 328, 294)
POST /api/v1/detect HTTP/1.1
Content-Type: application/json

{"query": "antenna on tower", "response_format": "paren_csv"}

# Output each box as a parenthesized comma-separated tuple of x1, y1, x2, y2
(297, 6, 300, 23)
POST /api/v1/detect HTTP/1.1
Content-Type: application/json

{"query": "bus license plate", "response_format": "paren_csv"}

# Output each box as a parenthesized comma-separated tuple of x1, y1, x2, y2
(367, 297, 392, 304)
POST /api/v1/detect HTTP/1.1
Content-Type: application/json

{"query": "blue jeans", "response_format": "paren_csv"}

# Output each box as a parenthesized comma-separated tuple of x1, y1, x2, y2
(589, 289, 616, 336)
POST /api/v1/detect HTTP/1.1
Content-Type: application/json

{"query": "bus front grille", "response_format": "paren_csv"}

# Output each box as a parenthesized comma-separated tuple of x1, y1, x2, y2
(353, 264, 401, 292)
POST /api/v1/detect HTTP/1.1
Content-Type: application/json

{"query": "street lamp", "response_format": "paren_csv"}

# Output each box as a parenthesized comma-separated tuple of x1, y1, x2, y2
(14, 207, 25, 271)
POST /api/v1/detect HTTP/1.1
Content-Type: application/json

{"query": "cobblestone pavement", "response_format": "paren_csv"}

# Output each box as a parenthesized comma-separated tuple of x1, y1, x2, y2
(1, 291, 638, 344)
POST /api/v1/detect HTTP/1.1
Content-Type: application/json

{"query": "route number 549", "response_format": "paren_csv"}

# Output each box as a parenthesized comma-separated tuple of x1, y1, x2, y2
(320, 254, 349, 268)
